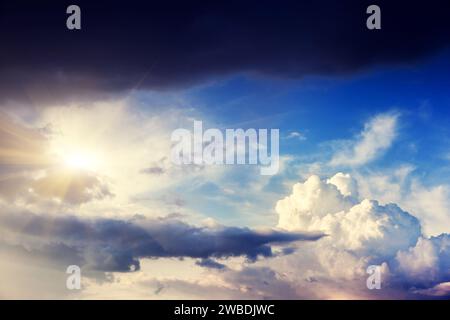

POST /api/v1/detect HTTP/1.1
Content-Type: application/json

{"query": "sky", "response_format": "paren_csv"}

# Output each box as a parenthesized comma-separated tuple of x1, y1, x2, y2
(1, 0, 450, 299)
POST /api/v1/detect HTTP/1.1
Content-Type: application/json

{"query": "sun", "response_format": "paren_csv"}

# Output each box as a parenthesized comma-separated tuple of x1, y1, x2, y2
(48, 128, 104, 172)
(63, 151, 99, 171)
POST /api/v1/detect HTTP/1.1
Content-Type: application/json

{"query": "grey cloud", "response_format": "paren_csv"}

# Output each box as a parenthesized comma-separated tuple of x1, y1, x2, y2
(0, 211, 324, 272)
(140, 157, 169, 176)
(195, 258, 226, 270)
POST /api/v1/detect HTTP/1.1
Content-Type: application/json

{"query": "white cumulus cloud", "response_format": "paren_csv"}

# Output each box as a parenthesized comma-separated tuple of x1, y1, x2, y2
(269, 173, 450, 298)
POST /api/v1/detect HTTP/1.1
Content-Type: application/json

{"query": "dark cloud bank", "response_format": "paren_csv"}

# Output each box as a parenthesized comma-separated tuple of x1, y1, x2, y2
(1, 0, 450, 103)
(0, 211, 323, 272)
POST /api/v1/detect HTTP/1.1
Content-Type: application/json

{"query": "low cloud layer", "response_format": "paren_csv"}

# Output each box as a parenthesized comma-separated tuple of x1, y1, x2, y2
(0, 210, 323, 272)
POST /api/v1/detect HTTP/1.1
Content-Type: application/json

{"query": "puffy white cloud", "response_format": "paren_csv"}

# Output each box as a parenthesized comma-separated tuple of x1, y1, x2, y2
(396, 237, 439, 282)
(330, 113, 398, 167)
(327, 172, 359, 198)
(354, 166, 450, 237)
(277, 173, 421, 256)
(272, 173, 450, 298)
(404, 182, 450, 236)
(276, 175, 355, 230)
(396, 234, 450, 286)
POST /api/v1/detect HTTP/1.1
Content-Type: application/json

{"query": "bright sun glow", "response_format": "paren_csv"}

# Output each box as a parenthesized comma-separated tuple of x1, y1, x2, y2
(63, 151, 99, 171)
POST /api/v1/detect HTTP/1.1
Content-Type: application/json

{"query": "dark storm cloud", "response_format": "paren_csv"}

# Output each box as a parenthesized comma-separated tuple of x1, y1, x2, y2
(1, 0, 450, 104)
(0, 211, 323, 272)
